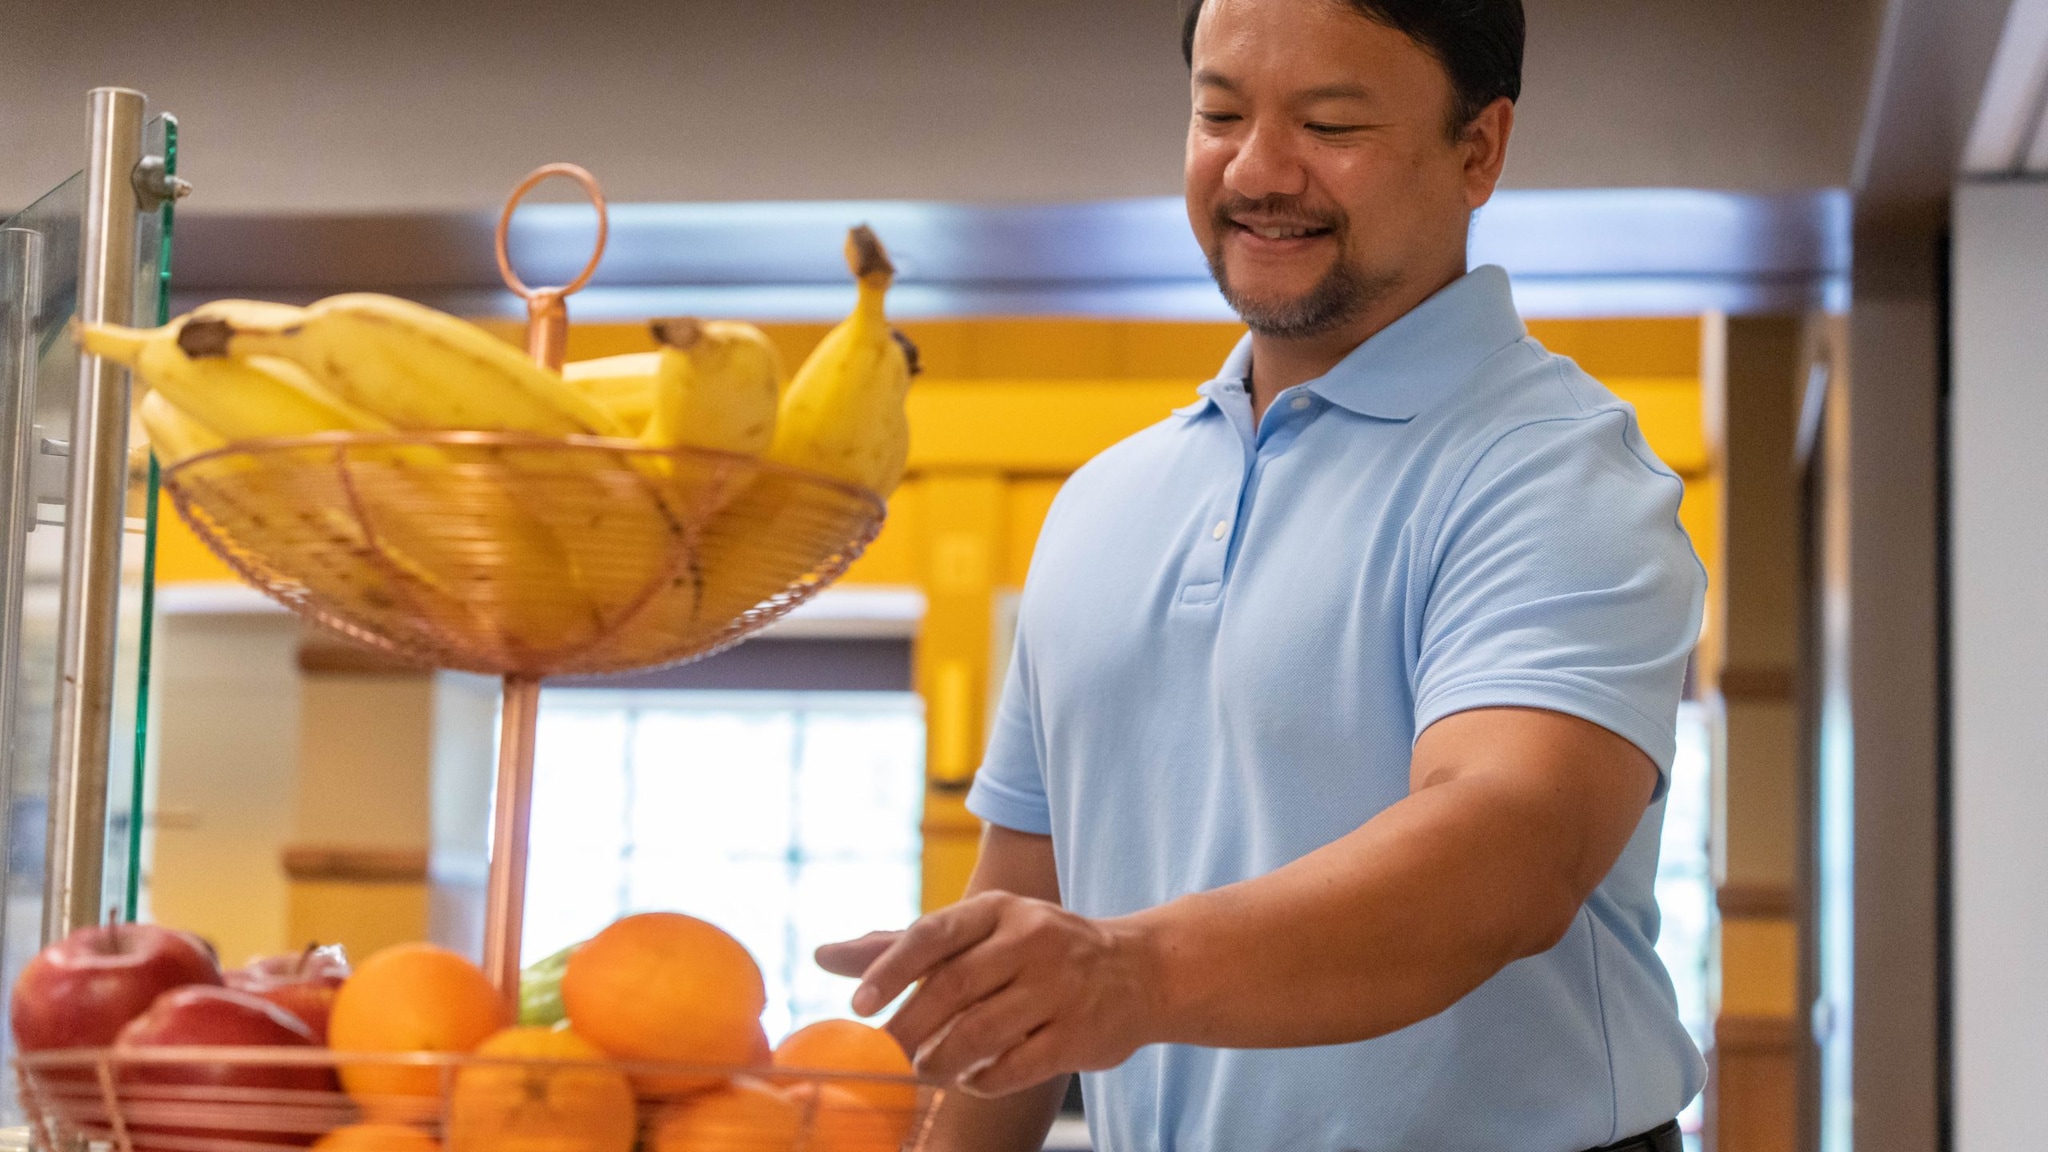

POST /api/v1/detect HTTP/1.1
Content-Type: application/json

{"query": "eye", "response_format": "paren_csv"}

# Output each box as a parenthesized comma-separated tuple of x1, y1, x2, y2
(1306, 123, 1363, 136)
(1197, 111, 1243, 125)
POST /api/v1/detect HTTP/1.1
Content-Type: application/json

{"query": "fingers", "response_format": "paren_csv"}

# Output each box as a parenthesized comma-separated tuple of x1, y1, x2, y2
(909, 984, 1052, 1084)
(851, 896, 1007, 1016)
(813, 931, 901, 978)
(958, 1022, 1067, 1099)
(884, 947, 1017, 1057)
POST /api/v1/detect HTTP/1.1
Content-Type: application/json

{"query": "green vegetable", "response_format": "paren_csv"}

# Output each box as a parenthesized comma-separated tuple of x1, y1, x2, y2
(519, 940, 584, 1027)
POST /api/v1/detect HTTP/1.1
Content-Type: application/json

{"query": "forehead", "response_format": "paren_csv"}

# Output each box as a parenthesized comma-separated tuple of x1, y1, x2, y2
(1191, 0, 1448, 101)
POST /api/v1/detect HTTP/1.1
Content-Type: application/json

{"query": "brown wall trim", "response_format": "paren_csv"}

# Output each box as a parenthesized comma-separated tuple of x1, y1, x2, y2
(282, 845, 430, 884)
(1719, 883, 1798, 918)
(1717, 1014, 1804, 1054)
(1717, 665, 1796, 701)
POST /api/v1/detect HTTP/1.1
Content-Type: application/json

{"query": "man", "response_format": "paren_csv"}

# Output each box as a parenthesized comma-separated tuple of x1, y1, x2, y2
(819, 1, 1704, 1149)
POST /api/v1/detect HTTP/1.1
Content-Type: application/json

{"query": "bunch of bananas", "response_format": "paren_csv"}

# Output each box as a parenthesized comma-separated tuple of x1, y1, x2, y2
(74, 227, 915, 667)
(77, 225, 917, 498)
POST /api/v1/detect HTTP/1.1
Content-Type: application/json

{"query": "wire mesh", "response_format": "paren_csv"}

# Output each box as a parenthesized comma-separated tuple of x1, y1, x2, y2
(159, 433, 889, 678)
(19, 1048, 943, 1152)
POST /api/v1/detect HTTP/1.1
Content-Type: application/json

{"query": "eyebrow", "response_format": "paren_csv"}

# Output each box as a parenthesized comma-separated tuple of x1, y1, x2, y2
(1300, 83, 1375, 103)
(1192, 70, 1377, 104)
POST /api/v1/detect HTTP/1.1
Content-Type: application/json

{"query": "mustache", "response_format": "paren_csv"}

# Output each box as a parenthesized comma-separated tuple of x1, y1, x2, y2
(1210, 196, 1345, 233)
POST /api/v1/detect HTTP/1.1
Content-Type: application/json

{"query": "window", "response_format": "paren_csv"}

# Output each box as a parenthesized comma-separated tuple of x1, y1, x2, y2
(1656, 701, 1714, 1149)
(522, 689, 925, 1039)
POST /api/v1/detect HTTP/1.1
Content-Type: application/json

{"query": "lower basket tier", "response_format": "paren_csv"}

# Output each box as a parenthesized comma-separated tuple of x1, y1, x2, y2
(18, 1047, 942, 1152)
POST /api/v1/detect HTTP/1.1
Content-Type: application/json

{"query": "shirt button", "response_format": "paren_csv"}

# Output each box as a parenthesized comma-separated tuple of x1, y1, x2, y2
(1212, 520, 1229, 540)
(1290, 396, 1312, 411)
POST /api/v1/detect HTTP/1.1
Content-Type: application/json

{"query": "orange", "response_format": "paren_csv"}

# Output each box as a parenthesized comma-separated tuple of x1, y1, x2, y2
(311, 1124, 441, 1152)
(649, 1077, 800, 1152)
(770, 1020, 916, 1112)
(445, 1027, 635, 1152)
(785, 1083, 913, 1152)
(562, 913, 765, 1092)
(745, 1020, 773, 1067)
(328, 943, 507, 1117)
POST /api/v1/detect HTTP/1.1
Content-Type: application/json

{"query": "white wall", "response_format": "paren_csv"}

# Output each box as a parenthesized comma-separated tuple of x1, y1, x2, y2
(2, 0, 1880, 214)
(1951, 179, 2048, 1152)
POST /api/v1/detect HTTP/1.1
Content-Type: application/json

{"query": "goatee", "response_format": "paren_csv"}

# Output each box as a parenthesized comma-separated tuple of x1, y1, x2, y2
(1207, 249, 1400, 340)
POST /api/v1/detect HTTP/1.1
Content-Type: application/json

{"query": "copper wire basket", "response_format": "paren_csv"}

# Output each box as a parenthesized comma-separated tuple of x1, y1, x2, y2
(27, 167, 914, 1149)
(137, 164, 897, 1007)
(159, 432, 887, 679)
(19, 1048, 944, 1152)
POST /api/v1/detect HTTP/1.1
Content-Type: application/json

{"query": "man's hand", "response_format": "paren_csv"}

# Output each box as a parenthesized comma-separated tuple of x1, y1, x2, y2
(816, 891, 1157, 1097)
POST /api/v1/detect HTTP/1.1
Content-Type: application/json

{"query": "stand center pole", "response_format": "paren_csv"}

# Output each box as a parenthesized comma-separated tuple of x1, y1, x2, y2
(483, 673, 543, 1012)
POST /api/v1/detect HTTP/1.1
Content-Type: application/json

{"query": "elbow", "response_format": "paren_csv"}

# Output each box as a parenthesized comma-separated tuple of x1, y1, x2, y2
(1510, 888, 1585, 960)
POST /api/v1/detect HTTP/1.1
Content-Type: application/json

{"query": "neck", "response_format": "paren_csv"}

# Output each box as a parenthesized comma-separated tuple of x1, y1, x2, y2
(1246, 255, 1466, 424)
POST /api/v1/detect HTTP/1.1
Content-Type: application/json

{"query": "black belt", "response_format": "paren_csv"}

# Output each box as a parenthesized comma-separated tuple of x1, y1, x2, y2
(1587, 1120, 1681, 1152)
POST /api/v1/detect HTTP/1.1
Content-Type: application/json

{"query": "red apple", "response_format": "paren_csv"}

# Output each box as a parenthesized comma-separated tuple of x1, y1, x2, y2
(115, 985, 337, 1149)
(224, 944, 349, 1043)
(10, 920, 223, 1053)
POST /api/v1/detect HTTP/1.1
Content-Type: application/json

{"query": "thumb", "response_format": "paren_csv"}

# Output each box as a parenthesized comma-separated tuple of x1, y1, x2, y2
(814, 931, 903, 978)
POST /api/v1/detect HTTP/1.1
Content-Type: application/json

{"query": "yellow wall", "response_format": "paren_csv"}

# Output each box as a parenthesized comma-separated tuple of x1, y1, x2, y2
(155, 315, 1711, 933)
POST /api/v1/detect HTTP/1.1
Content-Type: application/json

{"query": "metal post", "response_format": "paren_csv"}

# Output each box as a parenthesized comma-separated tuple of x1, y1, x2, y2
(482, 674, 543, 1010)
(0, 226, 44, 964)
(44, 87, 146, 942)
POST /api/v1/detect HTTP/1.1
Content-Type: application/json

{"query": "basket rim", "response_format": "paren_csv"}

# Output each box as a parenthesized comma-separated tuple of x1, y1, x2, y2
(15, 1045, 926, 1087)
(159, 430, 888, 518)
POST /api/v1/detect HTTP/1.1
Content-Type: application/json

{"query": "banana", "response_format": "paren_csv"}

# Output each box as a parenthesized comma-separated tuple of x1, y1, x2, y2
(136, 391, 227, 466)
(76, 318, 395, 441)
(189, 298, 313, 330)
(642, 317, 782, 456)
(765, 226, 915, 496)
(176, 293, 625, 437)
(564, 352, 660, 435)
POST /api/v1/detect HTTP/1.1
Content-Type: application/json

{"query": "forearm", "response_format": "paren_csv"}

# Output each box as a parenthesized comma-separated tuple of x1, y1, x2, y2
(923, 824, 1072, 1149)
(925, 1073, 1070, 1152)
(1128, 769, 1589, 1049)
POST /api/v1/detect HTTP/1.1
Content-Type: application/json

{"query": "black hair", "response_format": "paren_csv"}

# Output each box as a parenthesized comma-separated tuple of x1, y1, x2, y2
(1180, 0, 1525, 137)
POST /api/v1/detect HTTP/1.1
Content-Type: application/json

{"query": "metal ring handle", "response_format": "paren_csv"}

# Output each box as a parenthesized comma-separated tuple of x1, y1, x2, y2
(493, 162, 608, 301)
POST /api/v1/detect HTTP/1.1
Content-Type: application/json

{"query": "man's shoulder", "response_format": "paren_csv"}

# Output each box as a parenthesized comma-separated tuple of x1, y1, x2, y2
(1434, 338, 1680, 485)
(1050, 402, 1208, 505)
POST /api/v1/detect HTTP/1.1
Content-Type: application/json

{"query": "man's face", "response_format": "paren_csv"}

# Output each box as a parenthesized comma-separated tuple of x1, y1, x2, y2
(1186, 0, 1491, 338)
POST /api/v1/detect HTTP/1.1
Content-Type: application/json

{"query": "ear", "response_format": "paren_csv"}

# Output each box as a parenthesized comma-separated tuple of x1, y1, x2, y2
(1460, 97, 1516, 209)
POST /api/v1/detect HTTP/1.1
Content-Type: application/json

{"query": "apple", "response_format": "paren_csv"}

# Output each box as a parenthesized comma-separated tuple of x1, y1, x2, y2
(225, 944, 349, 1043)
(10, 920, 223, 1053)
(116, 985, 338, 1150)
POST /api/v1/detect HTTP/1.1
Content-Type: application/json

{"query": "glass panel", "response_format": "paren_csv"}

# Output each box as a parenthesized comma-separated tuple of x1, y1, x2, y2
(0, 110, 175, 1123)
(0, 173, 87, 1123)
(120, 114, 177, 925)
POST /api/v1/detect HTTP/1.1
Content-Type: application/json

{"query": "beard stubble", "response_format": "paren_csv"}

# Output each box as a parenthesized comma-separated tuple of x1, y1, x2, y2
(1204, 197, 1402, 339)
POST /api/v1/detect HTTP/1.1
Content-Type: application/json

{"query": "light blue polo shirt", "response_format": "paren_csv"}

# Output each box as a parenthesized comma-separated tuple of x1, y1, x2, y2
(966, 266, 1707, 1152)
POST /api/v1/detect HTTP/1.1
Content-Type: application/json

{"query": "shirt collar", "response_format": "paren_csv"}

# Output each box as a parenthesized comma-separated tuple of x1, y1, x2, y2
(1181, 265, 1527, 422)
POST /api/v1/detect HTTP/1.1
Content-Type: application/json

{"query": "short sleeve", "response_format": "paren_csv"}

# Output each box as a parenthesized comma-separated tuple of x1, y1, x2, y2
(965, 628, 1054, 835)
(1414, 408, 1706, 784)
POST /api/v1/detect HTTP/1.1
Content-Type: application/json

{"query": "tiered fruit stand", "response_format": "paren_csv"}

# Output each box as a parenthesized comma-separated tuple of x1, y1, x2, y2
(17, 167, 942, 1150)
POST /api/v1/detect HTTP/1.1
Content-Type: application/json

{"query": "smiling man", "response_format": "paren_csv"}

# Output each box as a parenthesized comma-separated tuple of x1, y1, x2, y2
(817, 2, 1704, 1150)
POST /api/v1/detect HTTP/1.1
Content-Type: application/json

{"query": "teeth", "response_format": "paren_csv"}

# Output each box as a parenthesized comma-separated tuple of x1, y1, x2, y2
(1253, 226, 1311, 240)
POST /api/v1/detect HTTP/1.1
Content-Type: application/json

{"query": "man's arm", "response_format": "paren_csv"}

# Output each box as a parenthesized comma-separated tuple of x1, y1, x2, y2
(843, 706, 1659, 1097)
(817, 823, 1069, 1151)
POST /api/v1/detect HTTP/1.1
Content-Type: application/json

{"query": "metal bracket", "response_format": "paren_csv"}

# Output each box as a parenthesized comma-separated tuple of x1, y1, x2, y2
(131, 155, 191, 213)
(30, 427, 69, 509)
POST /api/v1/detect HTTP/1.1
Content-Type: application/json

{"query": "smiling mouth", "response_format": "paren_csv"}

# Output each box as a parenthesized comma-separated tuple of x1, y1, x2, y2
(1231, 221, 1334, 242)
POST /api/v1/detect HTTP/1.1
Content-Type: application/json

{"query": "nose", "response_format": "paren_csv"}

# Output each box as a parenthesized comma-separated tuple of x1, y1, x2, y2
(1224, 120, 1309, 202)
